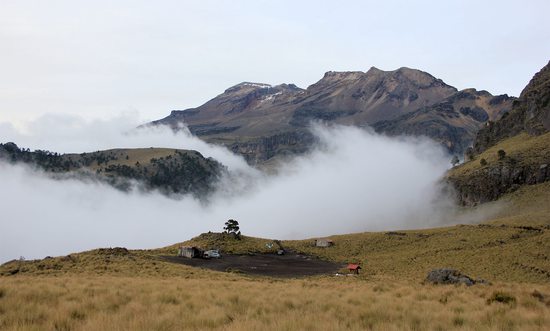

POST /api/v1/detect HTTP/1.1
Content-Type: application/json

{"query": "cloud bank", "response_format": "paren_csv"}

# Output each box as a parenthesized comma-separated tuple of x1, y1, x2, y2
(1, 114, 463, 262)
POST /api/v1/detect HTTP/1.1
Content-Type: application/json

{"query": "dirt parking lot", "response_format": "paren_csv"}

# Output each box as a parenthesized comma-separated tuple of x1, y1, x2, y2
(160, 252, 343, 278)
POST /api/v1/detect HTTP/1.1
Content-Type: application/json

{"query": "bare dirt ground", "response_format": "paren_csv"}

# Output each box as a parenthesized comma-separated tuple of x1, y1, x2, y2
(159, 252, 344, 278)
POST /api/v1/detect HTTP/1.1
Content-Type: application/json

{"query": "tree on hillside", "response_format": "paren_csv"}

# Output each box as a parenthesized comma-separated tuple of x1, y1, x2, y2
(223, 219, 241, 239)
(464, 147, 475, 161)
(497, 149, 506, 160)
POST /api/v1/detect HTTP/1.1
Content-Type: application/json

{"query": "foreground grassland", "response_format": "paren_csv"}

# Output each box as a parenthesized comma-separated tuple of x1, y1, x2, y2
(1, 275, 549, 331)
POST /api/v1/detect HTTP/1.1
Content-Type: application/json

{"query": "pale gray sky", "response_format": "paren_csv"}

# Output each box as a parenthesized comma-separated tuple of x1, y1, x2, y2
(1, 0, 549, 126)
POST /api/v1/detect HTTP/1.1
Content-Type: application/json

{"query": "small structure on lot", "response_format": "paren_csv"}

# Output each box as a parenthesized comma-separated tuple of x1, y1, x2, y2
(178, 246, 202, 258)
(315, 238, 334, 247)
(347, 263, 361, 274)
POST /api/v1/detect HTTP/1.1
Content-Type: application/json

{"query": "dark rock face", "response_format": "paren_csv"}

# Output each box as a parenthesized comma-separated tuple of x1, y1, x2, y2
(426, 269, 487, 286)
(228, 131, 317, 164)
(449, 160, 550, 206)
(474, 61, 550, 153)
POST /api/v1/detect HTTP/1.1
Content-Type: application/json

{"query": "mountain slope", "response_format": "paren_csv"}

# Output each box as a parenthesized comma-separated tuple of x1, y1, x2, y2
(0, 143, 224, 197)
(447, 60, 550, 205)
(152, 67, 509, 164)
(374, 89, 513, 153)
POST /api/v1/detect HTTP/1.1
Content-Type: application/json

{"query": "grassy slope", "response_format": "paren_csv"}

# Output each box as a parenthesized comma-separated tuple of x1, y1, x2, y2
(448, 132, 550, 178)
(283, 181, 550, 284)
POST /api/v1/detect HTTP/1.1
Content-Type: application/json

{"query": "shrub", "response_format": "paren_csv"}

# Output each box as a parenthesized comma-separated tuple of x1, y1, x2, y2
(497, 149, 506, 160)
(487, 291, 516, 305)
(480, 158, 488, 166)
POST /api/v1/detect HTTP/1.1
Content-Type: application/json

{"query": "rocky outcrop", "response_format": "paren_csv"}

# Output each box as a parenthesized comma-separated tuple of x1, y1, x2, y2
(474, 61, 550, 153)
(228, 131, 316, 164)
(450, 159, 550, 206)
(425, 269, 488, 286)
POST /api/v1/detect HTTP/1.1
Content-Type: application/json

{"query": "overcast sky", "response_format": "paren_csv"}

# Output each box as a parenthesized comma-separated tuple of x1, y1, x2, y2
(1, 0, 549, 126)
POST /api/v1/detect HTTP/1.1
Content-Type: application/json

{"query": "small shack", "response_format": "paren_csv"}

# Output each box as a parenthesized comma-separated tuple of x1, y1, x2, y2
(347, 263, 361, 274)
(315, 238, 334, 247)
(178, 246, 202, 258)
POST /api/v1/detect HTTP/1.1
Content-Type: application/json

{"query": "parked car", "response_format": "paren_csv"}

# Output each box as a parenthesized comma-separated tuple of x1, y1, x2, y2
(203, 250, 221, 259)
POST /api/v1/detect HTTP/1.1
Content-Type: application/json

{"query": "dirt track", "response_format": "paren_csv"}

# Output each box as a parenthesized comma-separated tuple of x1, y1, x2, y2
(160, 252, 343, 278)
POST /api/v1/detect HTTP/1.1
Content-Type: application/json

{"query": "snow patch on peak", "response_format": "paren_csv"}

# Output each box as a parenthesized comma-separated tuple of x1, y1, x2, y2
(224, 82, 272, 94)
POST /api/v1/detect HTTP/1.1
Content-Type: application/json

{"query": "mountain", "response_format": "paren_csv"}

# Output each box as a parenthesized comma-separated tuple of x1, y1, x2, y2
(152, 67, 512, 164)
(0, 143, 224, 197)
(447, 61, 550, 205)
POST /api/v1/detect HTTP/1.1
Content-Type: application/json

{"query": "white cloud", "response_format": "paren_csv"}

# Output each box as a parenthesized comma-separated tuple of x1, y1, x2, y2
(0, 116, 471, 263)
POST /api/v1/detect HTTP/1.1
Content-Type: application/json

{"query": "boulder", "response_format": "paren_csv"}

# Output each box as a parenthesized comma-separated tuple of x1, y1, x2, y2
(425, 268, 486, 286)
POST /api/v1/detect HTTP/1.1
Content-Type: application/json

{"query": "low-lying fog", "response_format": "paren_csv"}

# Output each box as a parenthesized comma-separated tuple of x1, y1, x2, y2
(1, 113, 469, 263)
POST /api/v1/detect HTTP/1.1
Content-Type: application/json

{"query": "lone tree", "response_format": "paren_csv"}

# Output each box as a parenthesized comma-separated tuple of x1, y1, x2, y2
(497, 149, 506, 160)
(223, 219, 241, 239)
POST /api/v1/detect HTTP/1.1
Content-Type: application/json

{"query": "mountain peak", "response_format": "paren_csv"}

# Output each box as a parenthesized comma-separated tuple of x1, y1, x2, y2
(224, 82, 272, 94)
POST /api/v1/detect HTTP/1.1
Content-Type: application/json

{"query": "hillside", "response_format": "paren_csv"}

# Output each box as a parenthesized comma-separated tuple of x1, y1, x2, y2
(0, 143, 224, 196)
(4, 179, 548, 284)
(151, 67, 512, 164)
(447, 60, 550, 205)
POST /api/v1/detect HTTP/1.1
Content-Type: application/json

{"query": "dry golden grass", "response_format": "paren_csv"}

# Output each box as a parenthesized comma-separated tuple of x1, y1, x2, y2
(1, 275, 549, 331)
